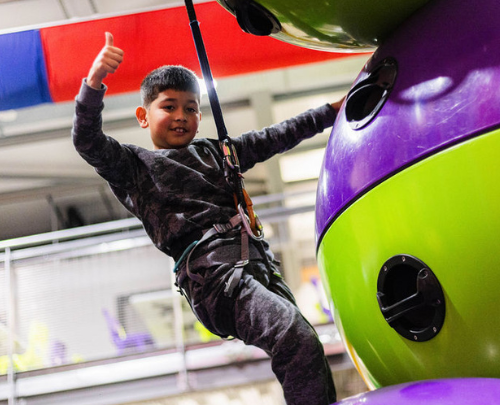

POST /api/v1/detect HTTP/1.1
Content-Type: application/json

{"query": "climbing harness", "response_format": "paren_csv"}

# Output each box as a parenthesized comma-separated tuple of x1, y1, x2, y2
(184, 0, 263, 242)
(174, 0, 271, 299)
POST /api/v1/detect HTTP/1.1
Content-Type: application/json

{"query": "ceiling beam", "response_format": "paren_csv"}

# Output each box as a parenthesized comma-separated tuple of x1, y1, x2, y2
(57, 0, 71, 19)
(0, 179, 105, 204)
(88, 0, 98, 14)
(0, 81, 350, 148)
(0, 172, 99, 182)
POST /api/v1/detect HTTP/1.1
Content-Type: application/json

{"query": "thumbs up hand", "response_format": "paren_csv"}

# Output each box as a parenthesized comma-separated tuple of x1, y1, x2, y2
(87, 32, 124, 90)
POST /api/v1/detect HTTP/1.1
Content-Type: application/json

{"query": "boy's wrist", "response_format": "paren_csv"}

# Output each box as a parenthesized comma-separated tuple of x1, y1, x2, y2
(87, 77, 103, 91)
(79, 78, 107, 107)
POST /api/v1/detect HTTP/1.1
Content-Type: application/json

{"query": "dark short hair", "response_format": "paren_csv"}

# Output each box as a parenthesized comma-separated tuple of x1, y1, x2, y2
(140, 65, 200, 107)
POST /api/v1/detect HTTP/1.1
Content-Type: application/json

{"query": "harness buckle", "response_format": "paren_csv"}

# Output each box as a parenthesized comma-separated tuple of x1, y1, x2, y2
(224, 259, 248, 298)
(234, 259, 249, 268)
(213, 222, 235, 233)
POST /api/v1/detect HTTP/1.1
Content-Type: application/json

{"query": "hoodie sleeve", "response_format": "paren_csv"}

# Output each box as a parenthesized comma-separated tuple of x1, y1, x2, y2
(233, 103, 337, 173)
(72, 79, 138, 191)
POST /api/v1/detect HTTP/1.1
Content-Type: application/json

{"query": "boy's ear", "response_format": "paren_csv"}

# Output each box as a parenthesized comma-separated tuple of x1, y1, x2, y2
(135, 106, 149, 128)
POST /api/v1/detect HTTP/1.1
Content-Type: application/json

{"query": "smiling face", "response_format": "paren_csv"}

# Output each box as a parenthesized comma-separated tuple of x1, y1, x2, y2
(136, 89, 201, 150)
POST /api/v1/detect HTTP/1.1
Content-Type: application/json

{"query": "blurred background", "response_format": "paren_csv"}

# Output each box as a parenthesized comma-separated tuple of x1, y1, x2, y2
(0, 0, 371, 404)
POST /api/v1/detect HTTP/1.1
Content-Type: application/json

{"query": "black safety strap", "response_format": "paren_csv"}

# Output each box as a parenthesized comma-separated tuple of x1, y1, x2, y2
(181, 1, 268, 298)
(184, 0, 247, 210)
(184, 0, 268, 241)
(184, 0, 228, 143)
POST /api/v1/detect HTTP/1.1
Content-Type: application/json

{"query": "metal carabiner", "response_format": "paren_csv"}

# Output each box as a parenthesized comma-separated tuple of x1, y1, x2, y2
(221, 139, 236, 170)
(238, 204, 264, 241)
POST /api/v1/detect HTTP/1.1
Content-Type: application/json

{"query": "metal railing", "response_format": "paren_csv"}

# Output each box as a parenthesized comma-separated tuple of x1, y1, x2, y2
(0, 190, 342, 405)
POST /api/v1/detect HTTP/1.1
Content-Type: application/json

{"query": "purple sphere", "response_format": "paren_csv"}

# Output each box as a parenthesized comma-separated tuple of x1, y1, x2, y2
(316, 0, 500, 243)
(334, 379, 500, 405)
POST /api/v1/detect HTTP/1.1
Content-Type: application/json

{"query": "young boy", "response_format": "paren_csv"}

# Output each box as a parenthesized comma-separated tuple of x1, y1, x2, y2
(73, 32, 343, 405)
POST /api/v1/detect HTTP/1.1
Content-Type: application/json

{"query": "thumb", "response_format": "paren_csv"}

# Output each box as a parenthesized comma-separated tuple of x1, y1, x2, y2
(105, 32, 114, 47)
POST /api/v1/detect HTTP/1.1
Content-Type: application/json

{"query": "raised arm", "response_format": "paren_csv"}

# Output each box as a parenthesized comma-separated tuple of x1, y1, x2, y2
(73, 33, 137, 190)
(234, 98, 344, 172)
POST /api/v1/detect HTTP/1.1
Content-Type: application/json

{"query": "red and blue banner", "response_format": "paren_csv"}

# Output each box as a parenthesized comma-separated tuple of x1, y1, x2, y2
(0, 30, 52, 110)
(0, 2, 355, 111)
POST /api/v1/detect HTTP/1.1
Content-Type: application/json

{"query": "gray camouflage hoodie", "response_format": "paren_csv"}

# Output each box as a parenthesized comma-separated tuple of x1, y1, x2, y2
(72, 80, 337, 262)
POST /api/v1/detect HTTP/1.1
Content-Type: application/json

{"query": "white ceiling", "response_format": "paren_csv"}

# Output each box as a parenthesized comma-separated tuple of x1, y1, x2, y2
(0, 0, 183, 33)
(0, 0, 370, 240)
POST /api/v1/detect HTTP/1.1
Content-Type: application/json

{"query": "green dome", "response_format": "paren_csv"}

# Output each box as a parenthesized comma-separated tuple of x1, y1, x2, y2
(317, 130, 500, 388)
(216, 0, 431, 51)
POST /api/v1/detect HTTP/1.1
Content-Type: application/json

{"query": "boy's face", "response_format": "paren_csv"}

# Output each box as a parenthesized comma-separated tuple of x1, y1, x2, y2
(136, 89, 201, 150)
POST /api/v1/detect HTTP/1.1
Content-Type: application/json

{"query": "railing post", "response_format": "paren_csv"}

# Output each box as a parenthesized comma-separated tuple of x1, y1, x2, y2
(5, 247, 17, 405)
(171, 274, 190, 392)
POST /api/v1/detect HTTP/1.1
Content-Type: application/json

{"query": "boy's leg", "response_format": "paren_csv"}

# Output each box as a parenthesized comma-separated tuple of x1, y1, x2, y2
(179, 260, 336, 405)
(232, 263, 337, 405)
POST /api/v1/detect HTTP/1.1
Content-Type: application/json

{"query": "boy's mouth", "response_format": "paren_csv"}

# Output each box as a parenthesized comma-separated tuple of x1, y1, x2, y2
(172, 127, 187, 133)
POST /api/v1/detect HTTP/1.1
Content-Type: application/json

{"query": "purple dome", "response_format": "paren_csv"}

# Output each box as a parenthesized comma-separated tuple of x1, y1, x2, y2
(316, 0, 500, 243)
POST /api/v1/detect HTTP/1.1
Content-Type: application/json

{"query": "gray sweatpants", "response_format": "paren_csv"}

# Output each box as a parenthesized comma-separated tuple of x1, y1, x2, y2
(176, 242, 337, 405)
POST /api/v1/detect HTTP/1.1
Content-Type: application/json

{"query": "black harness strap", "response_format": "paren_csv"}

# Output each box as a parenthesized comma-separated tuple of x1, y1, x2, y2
(184, 0, 228, 144)
(181, 0, 269, 298)
(184, 0, 251, 217)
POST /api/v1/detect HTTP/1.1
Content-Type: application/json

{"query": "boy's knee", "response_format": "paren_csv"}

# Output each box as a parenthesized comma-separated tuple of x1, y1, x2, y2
(276, 317, 322, 353)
